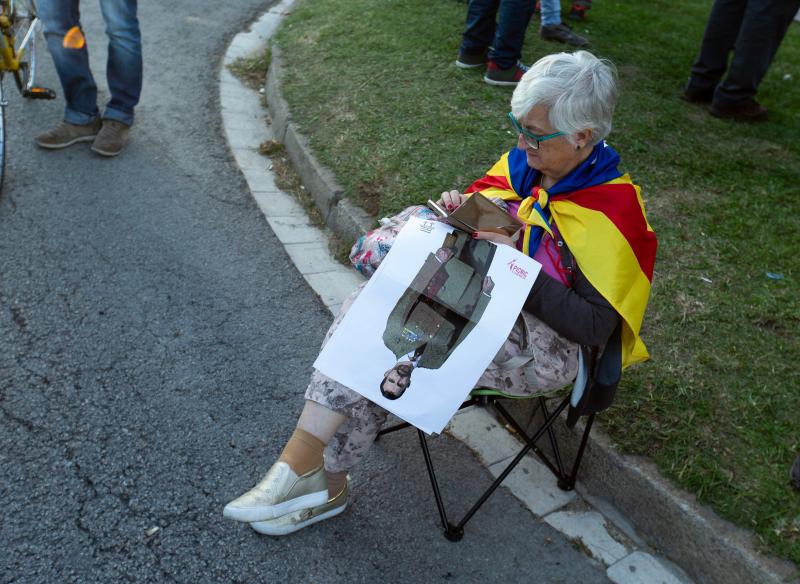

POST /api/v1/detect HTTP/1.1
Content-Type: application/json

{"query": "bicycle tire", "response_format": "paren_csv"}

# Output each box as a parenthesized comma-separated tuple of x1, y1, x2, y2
(12, 0, 37, 93)
(0, 75, 7, 193)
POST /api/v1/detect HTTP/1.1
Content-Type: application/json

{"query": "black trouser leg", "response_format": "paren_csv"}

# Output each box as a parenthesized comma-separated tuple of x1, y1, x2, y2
(713, 0, 800, 105)
(688, 0, 748, 93)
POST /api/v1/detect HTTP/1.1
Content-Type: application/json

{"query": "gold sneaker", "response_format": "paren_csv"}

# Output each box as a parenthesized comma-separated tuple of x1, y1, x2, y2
(223, 462, 328, 523)
(250, 480, 348, 536)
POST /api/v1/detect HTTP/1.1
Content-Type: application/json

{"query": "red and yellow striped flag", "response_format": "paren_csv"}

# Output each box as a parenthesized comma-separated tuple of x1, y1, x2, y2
(466, 147, 657, 368)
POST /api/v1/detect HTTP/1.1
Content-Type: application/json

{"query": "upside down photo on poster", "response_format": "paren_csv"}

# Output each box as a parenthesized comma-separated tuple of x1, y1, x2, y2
(314, 217, 539, 435)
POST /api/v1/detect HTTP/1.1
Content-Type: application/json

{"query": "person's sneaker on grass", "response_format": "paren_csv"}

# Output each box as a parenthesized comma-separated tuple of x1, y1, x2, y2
(456, 49, 486, 69)
(223, 461, 329, 523)
(540, 22, 589, 47)
(568, 0, 592, 21)
(250, 479, 349, 536)
(35, 119, 101, 150)
(709, 99, 768, 122)
(91, 120, 131, 157)
(484, 61, 529, 87)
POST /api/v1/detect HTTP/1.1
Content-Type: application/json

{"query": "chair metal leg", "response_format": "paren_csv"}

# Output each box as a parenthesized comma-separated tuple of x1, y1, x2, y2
(539, 396, 568, 479)
(377, 398, 480, 441)
(391, 394, 594, 540)
(558, 414, 595, 491)
(451, 396, 571, 534)
(375, 421, 412, 441)
(492, 396, 570, 479)
(417, 429, 463, 541)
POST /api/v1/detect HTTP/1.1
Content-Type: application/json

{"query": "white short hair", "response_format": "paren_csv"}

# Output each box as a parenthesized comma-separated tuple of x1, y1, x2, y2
(510, 51, 617, 146)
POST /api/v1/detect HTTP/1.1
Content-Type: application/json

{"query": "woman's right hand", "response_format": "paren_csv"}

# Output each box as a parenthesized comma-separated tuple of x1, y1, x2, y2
(438, 190, 467, 212)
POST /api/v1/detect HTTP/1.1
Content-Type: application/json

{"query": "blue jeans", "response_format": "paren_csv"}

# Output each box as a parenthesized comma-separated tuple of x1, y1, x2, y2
(459, 0, 535, 69)
(539, 0, 562, 27)
(39, 0, 142, 126)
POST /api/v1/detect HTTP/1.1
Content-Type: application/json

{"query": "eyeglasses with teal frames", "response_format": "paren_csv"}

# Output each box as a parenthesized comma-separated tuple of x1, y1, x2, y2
(507, 112, 565, 149)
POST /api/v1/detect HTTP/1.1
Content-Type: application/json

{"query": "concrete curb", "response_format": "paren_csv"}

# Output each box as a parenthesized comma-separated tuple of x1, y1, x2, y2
(267, 45, 375, 245)
(544, 415, 798, 584)
(222, 6, 798, 584)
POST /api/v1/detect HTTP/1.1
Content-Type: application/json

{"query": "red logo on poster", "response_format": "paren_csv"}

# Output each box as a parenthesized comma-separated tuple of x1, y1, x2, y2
(507, 260, 528, 279)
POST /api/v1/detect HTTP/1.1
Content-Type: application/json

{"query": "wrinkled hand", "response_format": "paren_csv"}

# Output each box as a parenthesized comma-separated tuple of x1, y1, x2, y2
(473, 231, 516, 248)
(437, 190, 467, 212)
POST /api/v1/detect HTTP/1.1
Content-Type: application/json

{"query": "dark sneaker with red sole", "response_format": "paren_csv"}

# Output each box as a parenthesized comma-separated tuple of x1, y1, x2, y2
(568, 0, 592, 20)
(484, 61, 529, 87)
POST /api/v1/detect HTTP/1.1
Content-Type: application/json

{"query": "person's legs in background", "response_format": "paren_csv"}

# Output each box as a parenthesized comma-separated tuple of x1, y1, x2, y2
(98, 0, 141, 126)
(684, 0, 747, 103)
(483, 0, 534, 86)
(457, 0, 498, 69)
(709, 0, 800, 119)
(539, 0, 588, 47)
(92, 0, 142, 156)
(539, 0, 561, 29)
(684, 0, 799, 120)
(568, 0, 592, 21)
(35, 0, 102, 149)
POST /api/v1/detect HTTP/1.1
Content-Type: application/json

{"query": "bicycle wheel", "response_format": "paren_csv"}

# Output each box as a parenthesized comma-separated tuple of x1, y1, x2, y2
(12, 0, 38, 93)
(0, 75, 7, 193)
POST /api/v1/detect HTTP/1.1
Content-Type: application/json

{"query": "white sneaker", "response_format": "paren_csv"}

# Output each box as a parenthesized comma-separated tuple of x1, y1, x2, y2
(223, 462, 328, 523)
(250, 480, 348, 536)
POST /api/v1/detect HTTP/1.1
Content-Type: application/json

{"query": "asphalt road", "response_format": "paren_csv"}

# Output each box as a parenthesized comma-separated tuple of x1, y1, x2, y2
(0, 1, 611, 582)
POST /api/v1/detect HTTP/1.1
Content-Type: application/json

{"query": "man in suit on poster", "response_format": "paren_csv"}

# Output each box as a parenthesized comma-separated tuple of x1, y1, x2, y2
(380, 231, 496, 399)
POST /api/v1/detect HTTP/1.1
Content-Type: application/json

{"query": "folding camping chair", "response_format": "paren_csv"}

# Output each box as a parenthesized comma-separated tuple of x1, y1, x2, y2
(375, 385, 595, 542)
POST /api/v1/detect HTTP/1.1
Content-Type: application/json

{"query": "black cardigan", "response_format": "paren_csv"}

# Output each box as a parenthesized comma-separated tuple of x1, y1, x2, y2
(523, 237, 623, 425)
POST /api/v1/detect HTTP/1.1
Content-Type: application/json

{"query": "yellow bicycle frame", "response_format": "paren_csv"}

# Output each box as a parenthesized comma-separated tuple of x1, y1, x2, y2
(0, 6, 23, 73)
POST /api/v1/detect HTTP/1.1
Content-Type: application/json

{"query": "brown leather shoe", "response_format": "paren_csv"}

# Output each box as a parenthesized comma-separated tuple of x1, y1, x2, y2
(709, 99, 768, 122)
(91, 120, 130, 157)
(35, 120, 101, 149)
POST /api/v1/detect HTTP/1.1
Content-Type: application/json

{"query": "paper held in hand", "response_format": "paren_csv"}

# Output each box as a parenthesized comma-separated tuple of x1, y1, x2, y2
(313, 216, 540, 435)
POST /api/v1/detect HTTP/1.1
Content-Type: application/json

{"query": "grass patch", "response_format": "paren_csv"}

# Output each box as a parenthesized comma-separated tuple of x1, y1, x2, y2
(275, 0, 800, 563)
(227, 48, 271, 90)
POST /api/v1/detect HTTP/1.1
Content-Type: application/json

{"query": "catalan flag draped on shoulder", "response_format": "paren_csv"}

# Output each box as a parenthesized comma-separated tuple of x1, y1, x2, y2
(465, 142, 657, 369)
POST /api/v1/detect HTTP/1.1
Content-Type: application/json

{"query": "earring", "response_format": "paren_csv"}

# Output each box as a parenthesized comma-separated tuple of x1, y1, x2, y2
(575, 145, 581, 151)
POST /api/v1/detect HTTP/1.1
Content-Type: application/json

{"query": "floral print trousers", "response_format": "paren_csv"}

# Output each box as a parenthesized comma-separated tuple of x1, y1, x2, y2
(306, 283, 579, 473)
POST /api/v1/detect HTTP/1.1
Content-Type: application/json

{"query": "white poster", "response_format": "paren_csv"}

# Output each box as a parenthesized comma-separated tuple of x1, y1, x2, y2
(314, 217, 541, 435)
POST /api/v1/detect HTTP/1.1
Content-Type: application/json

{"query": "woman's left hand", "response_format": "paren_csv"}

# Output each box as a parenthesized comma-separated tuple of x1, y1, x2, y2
(472, 231, 516, 248)
(438, 190, 467, 212)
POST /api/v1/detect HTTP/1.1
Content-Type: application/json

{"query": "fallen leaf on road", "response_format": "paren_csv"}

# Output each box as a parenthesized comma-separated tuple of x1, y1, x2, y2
(144, 526, 160, 539)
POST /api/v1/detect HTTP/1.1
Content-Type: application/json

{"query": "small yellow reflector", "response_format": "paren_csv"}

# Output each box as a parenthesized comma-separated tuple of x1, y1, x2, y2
(63, 26, 85, 49)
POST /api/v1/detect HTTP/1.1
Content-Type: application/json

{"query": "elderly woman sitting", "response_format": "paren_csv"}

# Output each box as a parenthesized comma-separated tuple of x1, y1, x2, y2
(224, 51, 657, 536)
